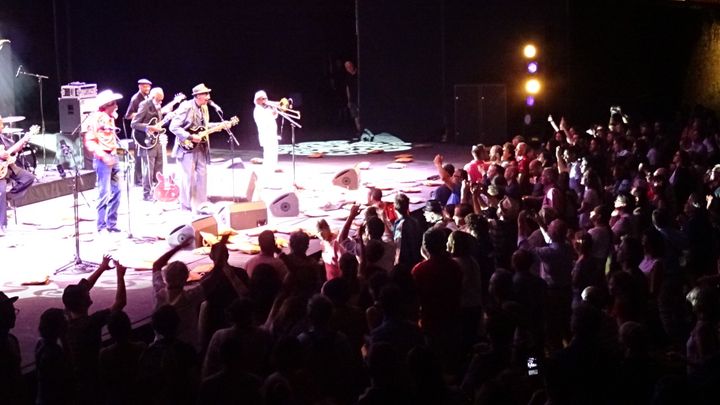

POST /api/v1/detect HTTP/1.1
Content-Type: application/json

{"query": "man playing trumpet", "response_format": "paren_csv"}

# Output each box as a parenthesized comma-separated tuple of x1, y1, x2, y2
(253, 90, 281, 175)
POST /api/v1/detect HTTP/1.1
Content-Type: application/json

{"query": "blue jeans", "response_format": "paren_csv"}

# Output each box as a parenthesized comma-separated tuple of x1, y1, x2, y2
(94, 156, 121, 231)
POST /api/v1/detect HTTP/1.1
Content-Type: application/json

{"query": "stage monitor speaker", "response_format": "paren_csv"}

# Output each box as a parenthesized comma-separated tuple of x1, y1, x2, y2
(332, 168, 359, 190)
(168, 215, 218, 248)
(269, 192, 299, 217)
(216, 201, 268, 230)
(167, 224, 195, 248)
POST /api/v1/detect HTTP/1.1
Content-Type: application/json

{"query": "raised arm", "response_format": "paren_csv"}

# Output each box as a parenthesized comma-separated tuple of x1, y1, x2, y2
(86, 254, 113, 290)
(339, 204, 361, 243)
(110, 259, 127, 312)
(152, 240, 192, 273)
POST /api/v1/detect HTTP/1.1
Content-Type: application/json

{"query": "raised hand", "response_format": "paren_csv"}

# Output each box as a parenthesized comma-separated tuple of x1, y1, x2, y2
(113, 259, 127, 278)
(100, 254, 113, 270)
(349, 204, 361, 219)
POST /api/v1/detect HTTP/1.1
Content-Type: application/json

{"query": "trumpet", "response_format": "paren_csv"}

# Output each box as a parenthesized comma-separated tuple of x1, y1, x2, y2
(265, 98, 301, 119)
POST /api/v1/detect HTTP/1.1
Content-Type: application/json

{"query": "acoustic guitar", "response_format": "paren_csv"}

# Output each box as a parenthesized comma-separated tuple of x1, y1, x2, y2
(0, 125, 39, 178)
(179, 116, 239, 151)
(153, 133, 180, 202)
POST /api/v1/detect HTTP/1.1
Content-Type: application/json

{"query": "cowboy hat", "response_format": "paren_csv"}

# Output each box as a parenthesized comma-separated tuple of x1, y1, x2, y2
(192, 83, 212, 96)
(94, 89, 123, 109)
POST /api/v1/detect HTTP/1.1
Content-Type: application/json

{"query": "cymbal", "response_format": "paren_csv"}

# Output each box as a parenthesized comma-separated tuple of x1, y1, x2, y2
(2, 115, 25, 123)
(1, 127, 22, 134)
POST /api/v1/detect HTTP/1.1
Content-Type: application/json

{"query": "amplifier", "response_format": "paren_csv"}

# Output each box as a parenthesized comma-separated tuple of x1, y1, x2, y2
(61, 82, 97, 99)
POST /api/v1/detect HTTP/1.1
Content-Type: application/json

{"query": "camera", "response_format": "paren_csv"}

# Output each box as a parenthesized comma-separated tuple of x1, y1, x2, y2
(527, 356, 539, 376)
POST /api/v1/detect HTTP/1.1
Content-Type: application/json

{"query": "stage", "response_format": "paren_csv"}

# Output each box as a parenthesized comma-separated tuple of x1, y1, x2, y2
(1, 138, 469, 371)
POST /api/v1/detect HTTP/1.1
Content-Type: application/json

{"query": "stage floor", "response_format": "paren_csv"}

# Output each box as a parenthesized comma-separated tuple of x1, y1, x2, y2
(2, 140, 469, 370)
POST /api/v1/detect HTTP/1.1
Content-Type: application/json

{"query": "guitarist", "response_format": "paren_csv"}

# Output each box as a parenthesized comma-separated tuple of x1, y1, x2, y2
(131, 87, 171, 201)
(85, 90, 124, 233)
(0, 116, 36, 236)
(169, 83, 215, 214)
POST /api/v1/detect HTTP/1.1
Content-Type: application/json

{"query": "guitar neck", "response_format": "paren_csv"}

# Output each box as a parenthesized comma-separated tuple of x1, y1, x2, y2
(5, 132, 33, 155)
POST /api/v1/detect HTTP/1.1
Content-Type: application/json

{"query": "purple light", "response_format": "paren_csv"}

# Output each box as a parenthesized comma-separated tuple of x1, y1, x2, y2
(526, 96, 535, 106)
(527, 62, 538, 73)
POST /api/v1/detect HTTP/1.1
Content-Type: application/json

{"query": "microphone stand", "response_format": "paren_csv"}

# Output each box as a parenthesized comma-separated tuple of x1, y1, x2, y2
(215, 109, 243, 202)
(54, 115, 98, 275)
(276, 109, 301, 188)
(18, 68, 50, 175)
(123, 147, 135, 238)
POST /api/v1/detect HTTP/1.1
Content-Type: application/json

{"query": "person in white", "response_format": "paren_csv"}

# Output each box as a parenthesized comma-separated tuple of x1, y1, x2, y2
(253, 90, 279, 174)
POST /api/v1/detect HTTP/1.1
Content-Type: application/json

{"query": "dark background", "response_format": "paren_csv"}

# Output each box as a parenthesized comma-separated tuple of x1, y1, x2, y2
(0, 0, 713, 147)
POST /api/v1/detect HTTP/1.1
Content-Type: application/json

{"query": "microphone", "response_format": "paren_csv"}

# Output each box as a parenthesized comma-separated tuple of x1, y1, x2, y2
(208, 100, 223, 113)
(15, 65, 22, 78)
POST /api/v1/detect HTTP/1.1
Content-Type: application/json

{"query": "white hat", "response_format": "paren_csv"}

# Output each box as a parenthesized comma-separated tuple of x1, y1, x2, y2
(254, 90, 268, 105)
(95, 89, 123, 109)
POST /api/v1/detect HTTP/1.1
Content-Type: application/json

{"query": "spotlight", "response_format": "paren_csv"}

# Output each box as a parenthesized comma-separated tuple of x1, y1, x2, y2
(525, 79, 541, 95)
(527, 62, 538, 74)
(523, 113, 532, 125)
(526, 96, 535, 107)
(523, 44, 537, 59)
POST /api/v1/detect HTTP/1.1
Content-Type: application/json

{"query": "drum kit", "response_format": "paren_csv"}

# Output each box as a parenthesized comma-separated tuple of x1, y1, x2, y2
(1, 115, 37, 173)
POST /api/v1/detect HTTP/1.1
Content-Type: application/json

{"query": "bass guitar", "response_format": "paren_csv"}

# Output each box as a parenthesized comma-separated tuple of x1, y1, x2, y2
(153, 133, 180, 202)
(0, 125, 39, 178)
(179, 116, 239, 151)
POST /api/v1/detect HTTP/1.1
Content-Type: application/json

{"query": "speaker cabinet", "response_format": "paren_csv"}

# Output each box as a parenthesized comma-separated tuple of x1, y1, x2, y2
(332, 168, 359, 190)
(269, 192, 299, 217)
(215, 201, 268, 230)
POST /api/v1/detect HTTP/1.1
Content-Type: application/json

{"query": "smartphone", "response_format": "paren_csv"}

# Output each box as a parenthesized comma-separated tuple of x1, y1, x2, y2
(527, 356, 539, 376)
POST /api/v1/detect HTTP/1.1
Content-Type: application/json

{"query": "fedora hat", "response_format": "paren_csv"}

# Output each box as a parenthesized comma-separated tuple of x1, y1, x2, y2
(137, 78, 152, 85)
(94, 89, 123, 109)
(192, 83, 212, 96)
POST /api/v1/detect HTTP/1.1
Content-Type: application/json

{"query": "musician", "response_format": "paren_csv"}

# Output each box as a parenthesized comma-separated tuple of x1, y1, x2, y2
(85, 90, 123, 233)
(170, 83, 214, 214)
(0, 116, 35, 236)
(253, 90, 279, 174)
(125, 78, 152, 186)
(131, 87, 167, 201)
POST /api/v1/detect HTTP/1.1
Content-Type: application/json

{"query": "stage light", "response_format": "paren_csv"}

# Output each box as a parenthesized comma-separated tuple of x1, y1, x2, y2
(523, 44, 537, 59)
(525, 78, 541, 94)
(526, 96, 535, 107)
(524, 113, 532, 125)
(527, 62, 538, 73)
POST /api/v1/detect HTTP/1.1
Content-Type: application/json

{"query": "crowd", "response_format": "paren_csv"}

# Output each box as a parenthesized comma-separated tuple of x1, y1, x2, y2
(3, 105, 720, 404)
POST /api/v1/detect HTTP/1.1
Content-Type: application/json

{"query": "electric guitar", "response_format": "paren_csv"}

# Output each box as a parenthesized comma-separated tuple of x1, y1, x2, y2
(153, 133, 180, 202)
(134, 93, 185, 150)
(161, 92, 186, 115)
(179, 116, 239, 151)
(134, 117, 167, 150)
(0, 125, 39, 178)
